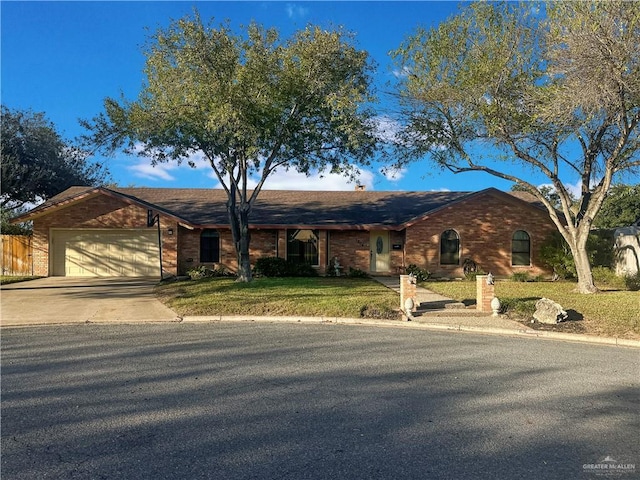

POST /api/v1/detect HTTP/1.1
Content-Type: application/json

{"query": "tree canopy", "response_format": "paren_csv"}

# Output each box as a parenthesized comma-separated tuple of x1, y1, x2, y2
(83, 14, 378, 281)
(391, 1, 640, 293)
(593, 184, 640, 229)
(1, 106, 109, 233)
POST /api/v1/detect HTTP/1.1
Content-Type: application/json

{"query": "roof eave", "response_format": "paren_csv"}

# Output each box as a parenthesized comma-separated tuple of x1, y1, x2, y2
(10, 186, 196, 229)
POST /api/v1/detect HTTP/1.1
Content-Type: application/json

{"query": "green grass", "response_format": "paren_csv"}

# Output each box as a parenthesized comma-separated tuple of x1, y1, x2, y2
(0, 276, 40, 285)
(156, 277, 401, 319)
(425, 280, 640, 339)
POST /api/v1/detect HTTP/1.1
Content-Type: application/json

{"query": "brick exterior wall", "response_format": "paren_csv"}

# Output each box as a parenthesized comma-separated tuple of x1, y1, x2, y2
(32, 194, 178, 276)
(178, 228, 278, 275)
(32, 189, 557, 278)
(404, 191, 556, 278)
(327, 231, 371, 273)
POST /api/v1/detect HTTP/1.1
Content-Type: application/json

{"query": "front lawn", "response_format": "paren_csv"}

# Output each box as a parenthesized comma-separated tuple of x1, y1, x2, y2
(0, 276, 40, 285)
(155, 277, 400, 319)
(426, 280, 640, 339)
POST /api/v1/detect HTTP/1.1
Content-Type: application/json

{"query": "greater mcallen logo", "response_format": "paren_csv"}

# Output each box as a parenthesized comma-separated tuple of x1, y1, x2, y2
(583, 456, 636, 477)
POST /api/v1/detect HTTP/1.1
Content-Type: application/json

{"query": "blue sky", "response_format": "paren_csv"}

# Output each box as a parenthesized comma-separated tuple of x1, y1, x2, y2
(2, 1, 623, 193)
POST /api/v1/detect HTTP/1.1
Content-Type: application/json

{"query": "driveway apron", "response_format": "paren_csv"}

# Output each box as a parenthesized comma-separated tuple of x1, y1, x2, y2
(0, 277, 178, 326)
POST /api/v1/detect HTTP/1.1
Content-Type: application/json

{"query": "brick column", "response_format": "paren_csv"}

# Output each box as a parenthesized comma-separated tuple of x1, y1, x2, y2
(400, 274, 417, 320)
(476, 275, 495, 313)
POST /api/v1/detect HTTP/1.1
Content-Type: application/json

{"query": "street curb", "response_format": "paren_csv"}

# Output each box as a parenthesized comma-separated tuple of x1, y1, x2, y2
(2, 315, 638, 348)
(179, 315, 640, 349)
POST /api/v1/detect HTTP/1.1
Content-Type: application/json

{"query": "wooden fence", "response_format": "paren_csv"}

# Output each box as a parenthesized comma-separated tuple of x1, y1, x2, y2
(1, 235, 33, 276)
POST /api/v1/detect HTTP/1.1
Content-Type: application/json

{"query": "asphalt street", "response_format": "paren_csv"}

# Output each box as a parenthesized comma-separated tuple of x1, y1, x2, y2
(1, 322, 638, 480)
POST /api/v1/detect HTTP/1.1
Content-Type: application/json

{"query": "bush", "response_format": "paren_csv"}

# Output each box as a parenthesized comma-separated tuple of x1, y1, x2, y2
(291, 263, 319, 277)
(540, 231, 616, 279)
(347, 267, 369, 278)
(406, 264, 431, 282)
(463, 268, 486, 282)
(592, 266, 625, 289)
(187, 265, 232, 280)
(511, 271, 532, 282)
(253, 257, 318, 277)
(624, 272, 640, 291)
(500, 297, 537, 319)
(254, 257, 290, 277)
(540, 232, 576, 279)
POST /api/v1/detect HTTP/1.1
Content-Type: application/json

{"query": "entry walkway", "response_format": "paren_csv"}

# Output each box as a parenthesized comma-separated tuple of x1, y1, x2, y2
(373, 276, 464, 308)
(372, 276, 533, 333)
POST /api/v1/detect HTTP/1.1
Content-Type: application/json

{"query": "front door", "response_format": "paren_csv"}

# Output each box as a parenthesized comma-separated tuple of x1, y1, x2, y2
(370, 231, 390, 273)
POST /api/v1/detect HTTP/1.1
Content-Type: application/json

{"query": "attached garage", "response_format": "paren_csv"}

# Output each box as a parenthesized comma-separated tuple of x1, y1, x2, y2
(51, 230, 160, 277)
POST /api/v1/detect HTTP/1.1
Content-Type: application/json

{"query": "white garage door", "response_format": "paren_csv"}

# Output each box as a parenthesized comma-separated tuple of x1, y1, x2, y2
(51, 230, 160, 277)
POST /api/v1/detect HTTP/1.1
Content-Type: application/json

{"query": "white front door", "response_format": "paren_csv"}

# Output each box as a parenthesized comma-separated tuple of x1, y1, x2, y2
(370, 231, 390, 273)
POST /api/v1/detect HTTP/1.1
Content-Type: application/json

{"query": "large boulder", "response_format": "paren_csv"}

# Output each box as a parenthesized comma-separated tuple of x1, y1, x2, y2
(533, 298, 568, 324)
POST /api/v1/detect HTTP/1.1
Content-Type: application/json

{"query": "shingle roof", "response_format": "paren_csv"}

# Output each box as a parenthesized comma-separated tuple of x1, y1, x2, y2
(26, 186, 546, 229)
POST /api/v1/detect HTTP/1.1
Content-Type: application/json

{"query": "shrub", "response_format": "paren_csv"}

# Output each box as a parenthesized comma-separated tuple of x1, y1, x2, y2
(592, 266, 626, 289)
(291, 263, 319, 277)
(624, 272, 640, 291)
(540, 232, 576, 279)
(500, 297, 537, 319)
(360, 304, 398, 319)
(254, 257, 289, 277)
(540, 231, 616, 279)
(187, 265, 232, 280)
(511, 271, 532, 282)
(253, 257, 318, 277)
(406, 264, 431, 282)
(463, 267, 486, 282)
(347, 267, 369, 278)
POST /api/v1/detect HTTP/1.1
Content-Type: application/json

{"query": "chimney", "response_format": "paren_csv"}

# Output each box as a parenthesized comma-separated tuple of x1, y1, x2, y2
(355, 185, 366, 191)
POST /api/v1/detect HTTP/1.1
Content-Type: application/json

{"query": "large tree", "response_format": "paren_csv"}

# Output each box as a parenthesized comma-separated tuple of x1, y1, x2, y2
(390, 1, 640, 293)
(1, 106, 109, 213)
(84, 14, 378, 282)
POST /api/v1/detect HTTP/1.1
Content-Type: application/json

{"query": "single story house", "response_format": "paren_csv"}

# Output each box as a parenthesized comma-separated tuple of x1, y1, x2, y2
(14, 186, 558, 279)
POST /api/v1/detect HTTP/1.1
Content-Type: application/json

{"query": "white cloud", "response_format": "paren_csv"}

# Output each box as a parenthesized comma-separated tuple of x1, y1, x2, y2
(392, 66, 412, 78)
(373, 114, 402, 144)
(125, 148, 213, 182)
(127, 161, 178, 181)
(380, 165, 407, 182)
(537, 180, 584, 199)
(285, 3, 309, 19)
(210, 167, 375, 191)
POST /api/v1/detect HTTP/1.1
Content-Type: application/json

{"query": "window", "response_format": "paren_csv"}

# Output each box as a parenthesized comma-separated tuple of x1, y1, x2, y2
(200, 230, 220, 263)
(440, 229, 460, 265)
(287, 229, 319, 265)
(512, 230, 531, 266)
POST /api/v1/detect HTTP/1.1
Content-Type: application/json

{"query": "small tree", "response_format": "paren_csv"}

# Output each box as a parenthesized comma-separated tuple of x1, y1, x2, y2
(391, 2, 640, 293)
(83, 14, 378, 282)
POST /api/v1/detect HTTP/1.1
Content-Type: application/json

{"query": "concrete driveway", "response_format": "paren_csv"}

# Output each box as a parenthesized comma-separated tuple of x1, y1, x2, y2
(0, 277, 178, 326)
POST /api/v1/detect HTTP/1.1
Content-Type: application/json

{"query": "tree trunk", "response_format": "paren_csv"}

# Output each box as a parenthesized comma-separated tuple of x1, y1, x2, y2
(227, 189, 253, 283)
(235, 209, 252, 283)
(569, 231, 598, 294)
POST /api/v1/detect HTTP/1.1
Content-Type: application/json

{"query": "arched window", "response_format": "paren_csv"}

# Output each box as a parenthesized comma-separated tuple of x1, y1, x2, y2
(200, 230, 220, 263)
(440, 230, 460, 265)
(512, 230, 531, 266)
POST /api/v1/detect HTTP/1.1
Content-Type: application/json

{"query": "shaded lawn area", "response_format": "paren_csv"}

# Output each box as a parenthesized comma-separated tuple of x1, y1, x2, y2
(155, 277, 401, 319)
(0, 276, 41, 285)
(426, 280, 640, 340)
